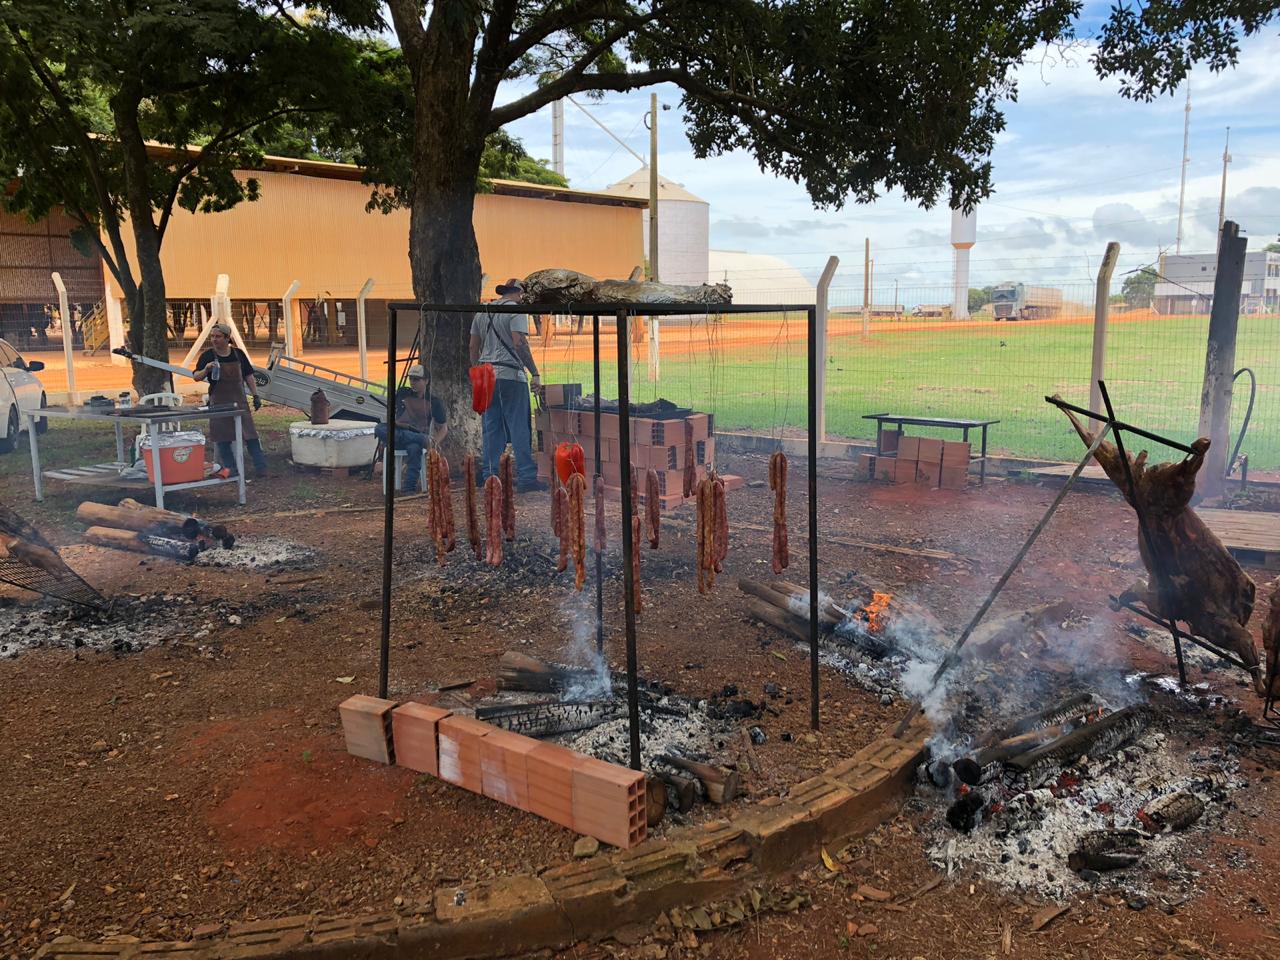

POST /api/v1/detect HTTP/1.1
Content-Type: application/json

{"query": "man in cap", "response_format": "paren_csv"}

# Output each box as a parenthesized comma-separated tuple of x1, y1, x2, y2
(469, 278, 546, 491)
(374, 363, 447, 491)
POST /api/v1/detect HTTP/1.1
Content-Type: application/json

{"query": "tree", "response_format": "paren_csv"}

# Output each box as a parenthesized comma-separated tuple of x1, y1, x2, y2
(1266, 242, 1280, 254)
(0, 1, 380, 392)
(1122, 266, 1159, 308)
(969, 286, 995, 313)
(374, 0, 1273, 443)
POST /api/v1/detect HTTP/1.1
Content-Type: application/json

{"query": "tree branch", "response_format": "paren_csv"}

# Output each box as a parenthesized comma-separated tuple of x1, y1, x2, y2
(501, 0, 638, 68)
(386, 0, 427, 74)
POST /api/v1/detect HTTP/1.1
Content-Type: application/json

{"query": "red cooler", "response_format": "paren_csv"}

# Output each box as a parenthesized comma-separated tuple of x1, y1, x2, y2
(140, 430, 207, 484)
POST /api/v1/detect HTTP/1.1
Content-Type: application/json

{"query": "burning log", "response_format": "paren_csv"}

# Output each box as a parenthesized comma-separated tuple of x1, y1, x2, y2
(996, 693, 1098, 740)
(83, 525, 201, 562)
(1005, 706, 1146, 787)
(1056, 398, 1263, 693)
(744, 596, 811, 643)
(474, 700, 622, 738)
(1067, 829, 1145, 873)
(660, 754, 740, 804)
(76, 500, 233, 548)
(1139, 790, 1205, 833)
(951, 724, 1074, 787)
(496, 651, 606, 694)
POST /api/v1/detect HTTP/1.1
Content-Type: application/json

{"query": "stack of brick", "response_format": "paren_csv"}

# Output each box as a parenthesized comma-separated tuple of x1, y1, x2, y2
(858, 431, 970, 490)
(535, 384, 740, 508)
(339, 695, 646, 849)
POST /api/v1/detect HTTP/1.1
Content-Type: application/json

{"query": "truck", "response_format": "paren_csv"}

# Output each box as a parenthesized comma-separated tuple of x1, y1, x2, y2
(990, 283, 1063, 321)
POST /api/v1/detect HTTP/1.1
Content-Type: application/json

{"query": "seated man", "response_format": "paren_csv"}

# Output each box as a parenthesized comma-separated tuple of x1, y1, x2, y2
(375, 364, 447, 491)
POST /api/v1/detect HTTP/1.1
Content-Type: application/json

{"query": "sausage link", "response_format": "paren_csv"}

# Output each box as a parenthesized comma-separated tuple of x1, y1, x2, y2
(568, 473, 587, 590)
(645, 468, 660, 549)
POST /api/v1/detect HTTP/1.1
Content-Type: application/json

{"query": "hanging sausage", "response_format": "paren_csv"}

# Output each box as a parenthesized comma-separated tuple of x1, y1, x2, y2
(568, 472, 587, 590)
(769, 451, 789, 574)
(646, 468, 661, 549)
(484, 475, 503, 567)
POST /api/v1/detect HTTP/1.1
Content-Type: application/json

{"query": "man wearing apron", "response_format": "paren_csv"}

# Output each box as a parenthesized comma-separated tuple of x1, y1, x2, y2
(192, 323, 268, 477)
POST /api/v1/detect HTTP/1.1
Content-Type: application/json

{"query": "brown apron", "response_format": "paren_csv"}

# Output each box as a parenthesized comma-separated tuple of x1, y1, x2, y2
(207, 350, 258, 443)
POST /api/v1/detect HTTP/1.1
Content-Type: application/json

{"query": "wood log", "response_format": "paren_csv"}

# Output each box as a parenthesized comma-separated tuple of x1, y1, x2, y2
(744, 597, 810, 643)
(952, 723, 1072, 785)
(83, 525, 199, 561)
(1056, 397, 1262, 693)
(77, 502, 185, 535)
(738, 578, 839, 629)
(661, 754, 740, 803)
(773, 579, 846, 627)
(660, 771, 698, 812)
(645, 777, 668, 827)
(116, 498, 233, 547)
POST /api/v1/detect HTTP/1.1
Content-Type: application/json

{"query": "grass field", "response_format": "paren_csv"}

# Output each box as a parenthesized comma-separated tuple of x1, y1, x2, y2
(536, 312, 1280, 468)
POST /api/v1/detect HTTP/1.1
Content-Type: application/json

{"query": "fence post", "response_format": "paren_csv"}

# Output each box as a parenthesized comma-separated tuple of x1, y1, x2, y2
(105, 296, 127, 364)
(815, 256, 839, 442)
(1089, 242, 1121, 414)
(182, 274, 245, 367)
(50, 272, 79, 404)
(357, 278, 375, 381)
(647, 316, 660, 382)
(1197, 220, 1248, 499)
(282, 280, 301, 357)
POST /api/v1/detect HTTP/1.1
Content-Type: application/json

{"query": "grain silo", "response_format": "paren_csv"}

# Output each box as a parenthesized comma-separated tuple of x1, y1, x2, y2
(602, 167, 710, 285)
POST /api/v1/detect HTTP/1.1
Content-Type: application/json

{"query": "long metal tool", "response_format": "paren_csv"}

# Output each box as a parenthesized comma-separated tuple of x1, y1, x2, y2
(592, 313, 605, 654)
(378, 306, 398, 700)
(615, 308, 642, 771)
(892, 420, 1114, 738)
(807, 304, 820, 730)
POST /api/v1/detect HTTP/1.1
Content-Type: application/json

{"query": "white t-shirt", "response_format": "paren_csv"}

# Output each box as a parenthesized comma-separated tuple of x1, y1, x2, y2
(470, 301, 530, 382)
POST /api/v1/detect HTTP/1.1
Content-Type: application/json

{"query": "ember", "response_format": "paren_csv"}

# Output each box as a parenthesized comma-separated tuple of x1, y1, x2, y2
(862, 591, 892, 633)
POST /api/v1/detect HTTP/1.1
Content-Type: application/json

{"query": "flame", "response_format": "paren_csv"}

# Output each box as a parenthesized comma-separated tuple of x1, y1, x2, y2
(862, 592, 892, 632)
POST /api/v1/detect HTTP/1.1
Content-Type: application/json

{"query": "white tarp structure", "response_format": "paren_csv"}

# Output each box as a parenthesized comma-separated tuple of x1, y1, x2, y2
(707, 250, 816, 305)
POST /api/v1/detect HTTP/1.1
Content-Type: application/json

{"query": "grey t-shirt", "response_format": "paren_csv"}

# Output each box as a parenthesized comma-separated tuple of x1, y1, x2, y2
(470, 301, 530, 382)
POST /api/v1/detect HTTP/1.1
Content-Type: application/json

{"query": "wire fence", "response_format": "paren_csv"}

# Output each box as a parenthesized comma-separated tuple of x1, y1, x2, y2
(533, 282, 1280, 471)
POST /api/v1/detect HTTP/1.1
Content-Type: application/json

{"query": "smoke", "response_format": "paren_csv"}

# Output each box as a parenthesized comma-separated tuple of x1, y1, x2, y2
(559, 592, 611, 702)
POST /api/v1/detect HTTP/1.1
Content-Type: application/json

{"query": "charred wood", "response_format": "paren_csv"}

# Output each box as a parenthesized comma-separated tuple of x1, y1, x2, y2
(660, 754, 740, 804)
(1005, 706, 1146, 787)
(473, 700, 622, 738)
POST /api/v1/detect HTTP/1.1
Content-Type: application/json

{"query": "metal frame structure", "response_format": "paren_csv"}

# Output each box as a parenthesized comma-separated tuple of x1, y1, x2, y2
(376, 299, 820, 770)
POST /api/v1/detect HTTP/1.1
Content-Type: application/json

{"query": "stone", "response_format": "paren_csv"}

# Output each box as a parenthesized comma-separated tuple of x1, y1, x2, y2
(858, 922, 879, 936)
(574, 837, 600, 859)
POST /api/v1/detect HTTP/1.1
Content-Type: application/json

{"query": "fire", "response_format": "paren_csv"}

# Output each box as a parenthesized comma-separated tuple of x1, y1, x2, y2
(862, 592, 892, 632)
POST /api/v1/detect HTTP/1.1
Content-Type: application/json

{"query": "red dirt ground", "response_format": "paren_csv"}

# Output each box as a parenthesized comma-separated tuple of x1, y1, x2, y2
(1, 430, 1277, 959)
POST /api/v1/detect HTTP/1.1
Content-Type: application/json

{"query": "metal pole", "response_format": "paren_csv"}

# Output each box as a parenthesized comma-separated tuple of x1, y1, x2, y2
(592, 314, 604, 654)
(379, 306, 398, 700)
(815, 256, 839, 442)
(616, 308, 642, 770)
(51, 272, 78, 404)
(862, 238, 870, 337)
(1089, 242, 1121, 414)
(648, 93, 659, 282)
(1176, 83, 1191, 254)
(356, 278, 375, 381)
(807, 305, 820, 730)
(281, 280, 301, 356)
(551, 100, 565, 177)
(1217, 127, 1231, 237)
(1197, 219, 1248, 498)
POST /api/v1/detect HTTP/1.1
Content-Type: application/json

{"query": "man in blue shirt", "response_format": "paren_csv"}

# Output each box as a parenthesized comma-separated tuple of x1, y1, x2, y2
(375, 363, 447, 491)
(469, 279, 547, 491)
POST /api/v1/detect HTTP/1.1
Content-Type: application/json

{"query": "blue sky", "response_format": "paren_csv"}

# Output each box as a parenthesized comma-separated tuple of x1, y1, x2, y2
(499, 21, 1280, 298)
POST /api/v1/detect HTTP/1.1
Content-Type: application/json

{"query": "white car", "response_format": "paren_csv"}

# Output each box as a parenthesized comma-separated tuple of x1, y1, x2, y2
(0, 338, 47, 454)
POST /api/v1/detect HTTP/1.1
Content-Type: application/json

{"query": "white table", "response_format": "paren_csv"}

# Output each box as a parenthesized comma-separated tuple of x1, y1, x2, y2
(27, 405, 247, 509)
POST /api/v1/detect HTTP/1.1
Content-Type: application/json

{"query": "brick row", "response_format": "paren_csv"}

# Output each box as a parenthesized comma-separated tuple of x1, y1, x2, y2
(342, 697, 647, 850)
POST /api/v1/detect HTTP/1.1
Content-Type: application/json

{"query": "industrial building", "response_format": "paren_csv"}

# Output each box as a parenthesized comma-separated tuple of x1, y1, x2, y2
(1154, 250, 1280, 314)
(0, 150, 646, 354)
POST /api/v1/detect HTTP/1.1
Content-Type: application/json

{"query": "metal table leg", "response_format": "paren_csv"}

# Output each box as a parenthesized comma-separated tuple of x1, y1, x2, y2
(114, 421, 125, 464)
(875, 421, 884, 457)
(27, 413, 43, 501)
(980, 425, 989, 485)
(234, 414, 246, 504)
(148, 421, 165, 509)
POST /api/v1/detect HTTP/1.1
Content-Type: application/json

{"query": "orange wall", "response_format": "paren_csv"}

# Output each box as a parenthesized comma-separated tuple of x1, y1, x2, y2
(106, 171, 643, 301)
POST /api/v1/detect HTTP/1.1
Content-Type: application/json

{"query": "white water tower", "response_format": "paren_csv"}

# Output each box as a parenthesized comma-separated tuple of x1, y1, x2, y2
(951, 208, 976, 320)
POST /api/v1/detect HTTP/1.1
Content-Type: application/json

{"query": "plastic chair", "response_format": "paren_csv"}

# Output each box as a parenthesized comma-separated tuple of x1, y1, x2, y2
(382, 447, 428, 493)
(132, 392, 184, 462)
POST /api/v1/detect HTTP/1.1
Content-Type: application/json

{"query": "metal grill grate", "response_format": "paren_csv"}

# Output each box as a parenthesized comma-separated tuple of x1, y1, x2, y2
(0, 556, 108, 610)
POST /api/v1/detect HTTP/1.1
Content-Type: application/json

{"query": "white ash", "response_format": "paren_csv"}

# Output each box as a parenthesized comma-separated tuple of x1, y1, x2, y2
(923, 730, 1241, 900)
(561, 701, 734, 769)
(195, 535, 317, 571)
(0, 593, 247, 659)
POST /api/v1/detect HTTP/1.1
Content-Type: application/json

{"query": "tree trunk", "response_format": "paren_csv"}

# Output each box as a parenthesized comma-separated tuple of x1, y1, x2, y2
(114, 95, 170, 397)
(407, 83, 487, 463)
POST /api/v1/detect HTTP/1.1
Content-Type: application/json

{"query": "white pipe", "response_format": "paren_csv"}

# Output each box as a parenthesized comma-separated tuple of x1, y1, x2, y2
(51, 272, 78, 404)
(356, 278, 375, 381)
(815, 255, 839, 442)
(282, 280, 300, 356)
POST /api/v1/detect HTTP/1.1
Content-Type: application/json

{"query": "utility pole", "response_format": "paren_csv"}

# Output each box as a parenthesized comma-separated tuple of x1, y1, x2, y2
(646, 93, 659, 281)
(550, 100, 565, 177)
(862, 238, 870, 337)
(1176, 83, 1191, 254)
(1217, 127, 1232, 237)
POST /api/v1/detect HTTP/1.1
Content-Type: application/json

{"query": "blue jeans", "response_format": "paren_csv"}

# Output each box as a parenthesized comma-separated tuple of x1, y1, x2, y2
(375, 423, 426, 489)
(482, 378, 536, 486)
(216, 439, 267, 475)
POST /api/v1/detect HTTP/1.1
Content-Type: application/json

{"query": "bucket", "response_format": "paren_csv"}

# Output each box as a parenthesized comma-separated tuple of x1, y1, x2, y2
(140, 430, 206, 485)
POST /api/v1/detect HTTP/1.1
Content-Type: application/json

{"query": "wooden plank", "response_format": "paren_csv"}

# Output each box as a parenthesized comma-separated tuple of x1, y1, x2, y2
(1199, 508, 1280, 557)
(1021, 463, 1112, 485)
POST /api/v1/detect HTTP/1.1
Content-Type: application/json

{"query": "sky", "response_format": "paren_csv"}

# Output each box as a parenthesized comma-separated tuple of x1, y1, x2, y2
(498, 18, 1280, 300)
